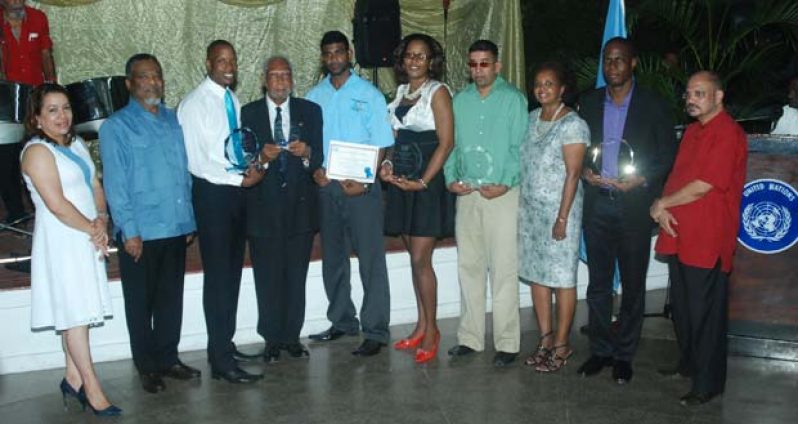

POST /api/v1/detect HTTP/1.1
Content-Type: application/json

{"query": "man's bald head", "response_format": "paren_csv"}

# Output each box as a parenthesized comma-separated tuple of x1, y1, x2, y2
(685, 70, 725, 124)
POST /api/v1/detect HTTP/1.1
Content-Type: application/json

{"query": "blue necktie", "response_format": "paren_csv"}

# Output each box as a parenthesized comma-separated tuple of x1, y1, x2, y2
(274, 106, 288, 184)
(224, 89, 241, 152)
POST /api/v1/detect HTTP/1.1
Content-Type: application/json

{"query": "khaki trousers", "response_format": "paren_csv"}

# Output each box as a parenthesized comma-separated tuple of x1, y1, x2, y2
(454, 187, 520, 353)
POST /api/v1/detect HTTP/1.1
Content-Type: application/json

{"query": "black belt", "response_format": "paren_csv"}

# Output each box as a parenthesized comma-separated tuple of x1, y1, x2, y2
(597, 187, 619, 199)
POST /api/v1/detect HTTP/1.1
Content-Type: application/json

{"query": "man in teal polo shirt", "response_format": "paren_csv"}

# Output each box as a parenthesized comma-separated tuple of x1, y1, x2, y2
(444, 39, 528, 366)
(306, 31, 394, 356)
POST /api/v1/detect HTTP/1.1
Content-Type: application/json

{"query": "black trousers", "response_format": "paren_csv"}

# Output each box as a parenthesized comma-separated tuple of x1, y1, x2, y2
(584, 195, 651, 361)
(192, 177, 247, 372)
(318, 182, 390, 343)
(249, 231, 314, 344)
(0, 142, 25, 220)
(118, 235, 187, 374)
(668, 256, 728, 395)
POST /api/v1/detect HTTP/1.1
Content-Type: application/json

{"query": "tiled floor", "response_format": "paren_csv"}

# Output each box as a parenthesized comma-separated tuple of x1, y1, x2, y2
(1, 290, 796, 424)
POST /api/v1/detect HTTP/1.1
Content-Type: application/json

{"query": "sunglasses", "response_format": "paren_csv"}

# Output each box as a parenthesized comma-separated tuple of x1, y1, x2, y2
(468, 61, 494, 69)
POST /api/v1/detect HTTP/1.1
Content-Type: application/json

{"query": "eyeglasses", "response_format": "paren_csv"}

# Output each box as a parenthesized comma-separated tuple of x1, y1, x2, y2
(267, 71, 292, 80)
(533, 81, 558, 89)
(682, 90, 707, 100)
(403, 52, 428, 61)
(468, 61, 494, 69)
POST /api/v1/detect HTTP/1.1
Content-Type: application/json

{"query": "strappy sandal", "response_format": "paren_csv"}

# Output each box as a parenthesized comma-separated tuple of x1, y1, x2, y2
(524, 331, 553, 367)
(535, 344, 573, 373)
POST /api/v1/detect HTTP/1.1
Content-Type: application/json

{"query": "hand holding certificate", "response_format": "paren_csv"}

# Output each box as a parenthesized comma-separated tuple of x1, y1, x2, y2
(326, 140, 380, 183)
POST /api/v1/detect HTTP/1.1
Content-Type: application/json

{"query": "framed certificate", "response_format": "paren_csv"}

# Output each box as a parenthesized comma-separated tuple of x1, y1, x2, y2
(326, 140, 380, 183)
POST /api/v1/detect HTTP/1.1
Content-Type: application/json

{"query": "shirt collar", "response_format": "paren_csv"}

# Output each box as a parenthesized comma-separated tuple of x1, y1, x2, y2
(266, 94, 289, 109)
(323, 69, 359, 91)
(467, 75, 507, 98)
(604, 82, 635, 107)
(127, 97, 166, 119)
(697, 109, 730, 129)
(2, 6, 26, 23)
(202, 76, 231, 97)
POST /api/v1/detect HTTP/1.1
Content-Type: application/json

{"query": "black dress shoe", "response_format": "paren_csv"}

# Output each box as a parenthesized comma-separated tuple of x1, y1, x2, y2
(351, 339, 385, 356)
(447, 345, 476, 357)
(264, 342, 281, 364)
(211, 367, 263, 384)
(233, 348, 262, 363)
(493, 351, 518, 367)
(162, 360, 201, 380)
(577, 355, 613, 377)
(309, 327, 357, 342)
(680, 391, 720, 406)
(140, 372, 166, 393)
(283, 342, 310, 359)
(612, 360, 633, 384)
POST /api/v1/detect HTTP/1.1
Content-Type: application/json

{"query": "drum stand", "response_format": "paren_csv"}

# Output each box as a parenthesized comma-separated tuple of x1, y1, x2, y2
(0, 214, 33, 237)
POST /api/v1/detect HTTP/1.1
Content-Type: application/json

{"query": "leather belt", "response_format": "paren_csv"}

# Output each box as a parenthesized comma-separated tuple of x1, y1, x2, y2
(598, 187, 619, 200)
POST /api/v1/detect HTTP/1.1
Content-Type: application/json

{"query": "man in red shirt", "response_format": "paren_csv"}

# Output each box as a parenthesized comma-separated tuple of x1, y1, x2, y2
(651, 70, 748, 406)
(0, 0, 56, 85)
(0, 0, 55, 225)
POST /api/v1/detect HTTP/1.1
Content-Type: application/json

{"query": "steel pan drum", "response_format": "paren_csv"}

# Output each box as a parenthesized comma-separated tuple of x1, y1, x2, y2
(66, 76, 129, 135)
(0, 80, 31, 123)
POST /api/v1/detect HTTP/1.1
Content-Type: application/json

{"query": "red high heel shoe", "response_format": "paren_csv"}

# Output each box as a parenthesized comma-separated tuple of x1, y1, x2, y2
(393, 333, 424, 350)
(414, 332, 440, 364)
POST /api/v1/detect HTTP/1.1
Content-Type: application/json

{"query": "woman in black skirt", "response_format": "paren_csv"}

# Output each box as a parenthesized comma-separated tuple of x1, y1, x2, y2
(380, 33, 454, 364)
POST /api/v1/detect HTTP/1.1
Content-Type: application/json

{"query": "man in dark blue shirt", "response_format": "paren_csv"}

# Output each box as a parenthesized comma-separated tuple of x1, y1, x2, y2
(100, 53, 199, 394)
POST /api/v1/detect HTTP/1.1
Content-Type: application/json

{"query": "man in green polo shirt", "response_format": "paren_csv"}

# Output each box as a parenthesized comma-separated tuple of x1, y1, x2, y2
(443, 39, 528, 367)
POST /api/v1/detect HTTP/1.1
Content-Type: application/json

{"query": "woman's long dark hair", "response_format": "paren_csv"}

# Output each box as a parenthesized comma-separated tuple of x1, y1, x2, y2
(24, 83, 76, 146)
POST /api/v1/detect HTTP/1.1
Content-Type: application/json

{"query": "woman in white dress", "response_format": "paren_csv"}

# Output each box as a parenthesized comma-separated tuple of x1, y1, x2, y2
(21, 84, 120, 416)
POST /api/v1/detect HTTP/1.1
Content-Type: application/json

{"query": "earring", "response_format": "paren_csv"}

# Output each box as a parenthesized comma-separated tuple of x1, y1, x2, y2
(37, 123, 42, 129)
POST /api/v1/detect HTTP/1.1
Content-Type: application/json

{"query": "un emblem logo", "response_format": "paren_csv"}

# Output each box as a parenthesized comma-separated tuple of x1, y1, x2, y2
(738, 179, 798, 254)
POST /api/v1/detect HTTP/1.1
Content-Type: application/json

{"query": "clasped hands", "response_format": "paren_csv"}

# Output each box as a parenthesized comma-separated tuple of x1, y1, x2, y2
(447, 180, 508, 199)
(650, 198, 678, 237)
(260, 140, 310, 163)
(89, 215, 109, 257)
(378, 162, 426, 192)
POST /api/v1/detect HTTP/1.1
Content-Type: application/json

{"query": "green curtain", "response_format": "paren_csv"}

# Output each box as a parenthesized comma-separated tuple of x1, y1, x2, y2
(217, 0, 283, 6)
(30, 0, 524, 107)
(37, 0, 100, 6)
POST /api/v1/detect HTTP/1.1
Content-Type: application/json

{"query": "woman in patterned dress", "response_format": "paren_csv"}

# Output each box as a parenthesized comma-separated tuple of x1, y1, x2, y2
(518, 62, 589, 372)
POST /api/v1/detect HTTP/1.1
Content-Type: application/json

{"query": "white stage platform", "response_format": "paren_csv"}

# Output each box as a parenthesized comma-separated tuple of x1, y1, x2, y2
(0, 245, 669, 375)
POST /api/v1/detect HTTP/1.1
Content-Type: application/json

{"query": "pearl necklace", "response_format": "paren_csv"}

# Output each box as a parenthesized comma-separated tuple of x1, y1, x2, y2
(534, 102, 565, 138)
(403, 79, 429, 101)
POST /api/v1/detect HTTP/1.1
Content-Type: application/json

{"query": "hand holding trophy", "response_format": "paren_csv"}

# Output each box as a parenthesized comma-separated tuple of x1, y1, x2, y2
(224, 127, 262, 174)
(587, 139, 641, 191)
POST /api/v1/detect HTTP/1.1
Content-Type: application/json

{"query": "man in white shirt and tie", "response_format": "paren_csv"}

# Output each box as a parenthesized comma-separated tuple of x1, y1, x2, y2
(178, 39, 264, 384)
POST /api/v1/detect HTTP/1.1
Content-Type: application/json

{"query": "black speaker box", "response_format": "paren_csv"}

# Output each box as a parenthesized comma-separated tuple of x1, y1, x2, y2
(353, 0, 401, 68)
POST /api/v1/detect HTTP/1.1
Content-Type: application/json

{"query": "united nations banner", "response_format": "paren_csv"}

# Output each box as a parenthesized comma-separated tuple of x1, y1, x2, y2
(738, 178, 798, 254)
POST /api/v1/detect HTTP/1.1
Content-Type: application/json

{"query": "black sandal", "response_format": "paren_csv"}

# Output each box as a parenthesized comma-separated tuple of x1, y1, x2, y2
(535, 344, 573, 373)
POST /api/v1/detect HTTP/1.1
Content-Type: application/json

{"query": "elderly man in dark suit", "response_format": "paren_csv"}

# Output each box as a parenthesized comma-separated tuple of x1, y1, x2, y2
(242, 55, 323, 363)
(577, 37, 677, 384)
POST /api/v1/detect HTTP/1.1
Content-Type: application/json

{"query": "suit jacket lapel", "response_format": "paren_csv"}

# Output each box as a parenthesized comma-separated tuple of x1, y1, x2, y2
(289, 97, 303, 140)
(260, 98, 273, 144)
(623, 87, 640, 145)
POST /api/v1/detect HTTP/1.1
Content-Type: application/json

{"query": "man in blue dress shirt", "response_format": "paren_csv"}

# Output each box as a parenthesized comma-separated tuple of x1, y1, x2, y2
(306, 31, 394, 356)
(100, 54, 200, 394)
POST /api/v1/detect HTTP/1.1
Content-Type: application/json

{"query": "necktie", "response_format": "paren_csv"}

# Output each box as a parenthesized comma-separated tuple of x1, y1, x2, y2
(224, 89, 241, 152)
(274, 106, 288, 183)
